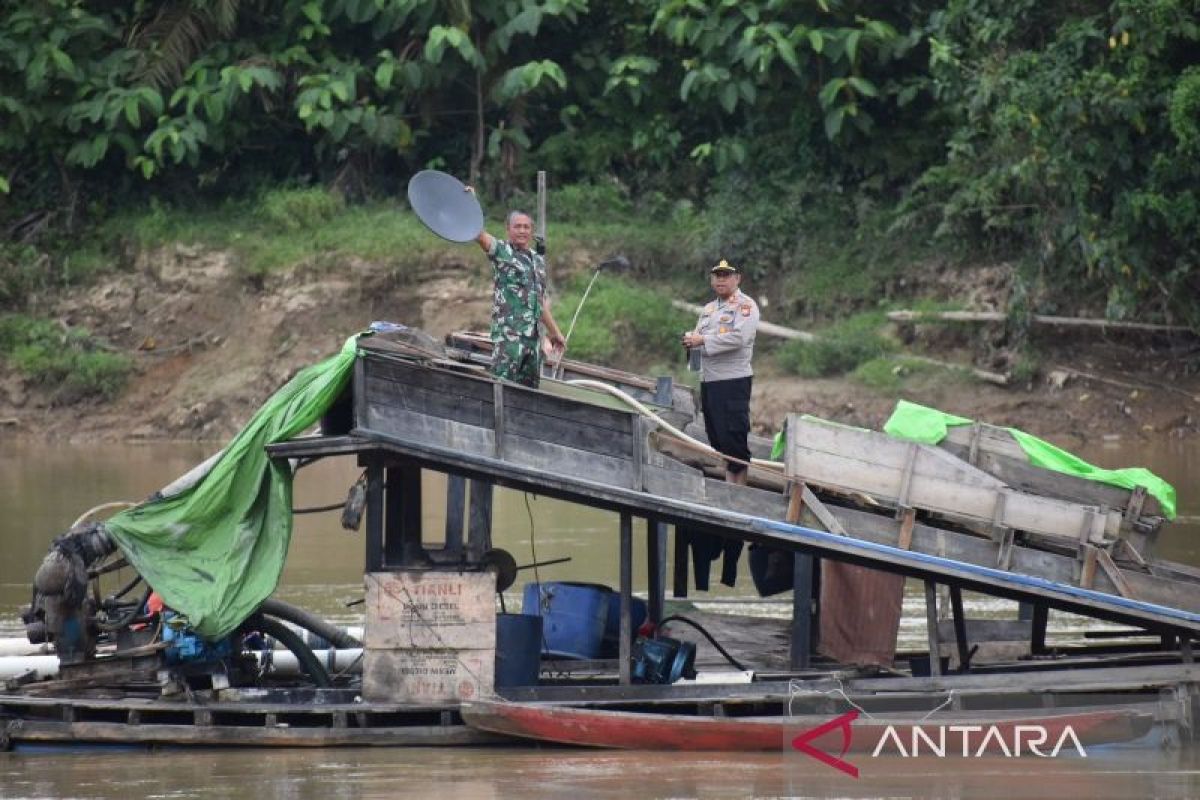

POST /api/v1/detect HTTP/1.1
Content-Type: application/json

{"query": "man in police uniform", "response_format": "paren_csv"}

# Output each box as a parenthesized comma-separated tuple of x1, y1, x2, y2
(682, 259, 760, 485)
(475, 210, 565, 388)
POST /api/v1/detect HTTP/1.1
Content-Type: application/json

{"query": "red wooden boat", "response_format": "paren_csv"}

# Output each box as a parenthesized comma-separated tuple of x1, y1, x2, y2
(460, 699, 1155, 753)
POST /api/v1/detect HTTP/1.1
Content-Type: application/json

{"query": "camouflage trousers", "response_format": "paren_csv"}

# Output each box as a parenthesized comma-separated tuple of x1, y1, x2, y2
(491, 337, 542, 388)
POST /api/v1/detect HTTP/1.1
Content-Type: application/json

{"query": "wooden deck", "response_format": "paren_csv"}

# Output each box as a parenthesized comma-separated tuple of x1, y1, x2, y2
(0, 689, 499, 747)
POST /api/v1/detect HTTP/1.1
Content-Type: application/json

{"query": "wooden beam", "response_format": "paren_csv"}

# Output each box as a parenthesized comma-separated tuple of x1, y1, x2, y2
(467, 479, 493, 559)
(444, 474, 466, 553)
(619, 512, 633, 685)
(924, 581, 942, 677)
(949, 586, 970, 672)
(364, 460, 384, 573)
(647, 518, 667, 624)
(672, 525, 688, 599)
(1032, 605, 1049, 655)
(786, 484, 813, 670)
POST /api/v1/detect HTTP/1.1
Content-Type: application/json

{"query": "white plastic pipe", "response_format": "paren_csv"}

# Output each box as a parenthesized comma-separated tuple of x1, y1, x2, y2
(0, 655, 59, 680)
(0, 648, 366, 682)
(252, 647, 363, 676)
(0, 638, 53, 658)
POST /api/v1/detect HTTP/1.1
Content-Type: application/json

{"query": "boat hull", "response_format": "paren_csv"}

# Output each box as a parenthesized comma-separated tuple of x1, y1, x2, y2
(460, 699, 1155, 752)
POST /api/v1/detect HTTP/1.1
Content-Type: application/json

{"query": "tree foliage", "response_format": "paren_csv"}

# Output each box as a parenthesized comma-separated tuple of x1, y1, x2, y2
(1, 0, 1198, 324)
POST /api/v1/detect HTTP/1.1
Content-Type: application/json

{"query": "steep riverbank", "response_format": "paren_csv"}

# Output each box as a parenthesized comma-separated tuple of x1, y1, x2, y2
(1, 244, 1197, 449)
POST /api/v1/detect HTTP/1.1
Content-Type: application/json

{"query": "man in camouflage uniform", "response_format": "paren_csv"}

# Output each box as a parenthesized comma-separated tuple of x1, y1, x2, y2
(475, 210, 565, 388)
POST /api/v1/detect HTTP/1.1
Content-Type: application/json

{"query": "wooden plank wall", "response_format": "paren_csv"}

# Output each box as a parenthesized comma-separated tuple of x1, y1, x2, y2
(783, 415, 1122, 545)
(358, 353, 641, 490)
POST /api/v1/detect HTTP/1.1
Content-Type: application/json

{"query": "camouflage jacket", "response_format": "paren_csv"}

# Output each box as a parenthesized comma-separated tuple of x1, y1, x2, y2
(488, 239, 547, 345)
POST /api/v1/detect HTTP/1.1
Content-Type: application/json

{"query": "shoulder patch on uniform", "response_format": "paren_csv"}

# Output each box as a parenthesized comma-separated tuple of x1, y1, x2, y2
(740, 303, 753, 316)
(704, 302, 716, 313)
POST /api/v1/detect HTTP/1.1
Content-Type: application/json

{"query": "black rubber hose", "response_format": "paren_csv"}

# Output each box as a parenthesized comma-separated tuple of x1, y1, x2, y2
(258, 598, 361, 649)
(658, 614, 747, 671)
(96, 586, 153, 632)
(248, 613, 331, 688)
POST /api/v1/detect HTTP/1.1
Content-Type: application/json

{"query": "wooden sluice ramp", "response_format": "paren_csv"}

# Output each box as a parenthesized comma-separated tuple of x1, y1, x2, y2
(271, 340, 1200, 641)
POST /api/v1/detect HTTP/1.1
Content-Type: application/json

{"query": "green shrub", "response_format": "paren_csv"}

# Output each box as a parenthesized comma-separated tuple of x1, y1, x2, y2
(777, 312, 896, 377)
(257, 187, 345, 232)
(0, 314, 133, 401)
(851, 356, 940, 394)
(549, 182, 634, 223)
(0, 245, 48, 310)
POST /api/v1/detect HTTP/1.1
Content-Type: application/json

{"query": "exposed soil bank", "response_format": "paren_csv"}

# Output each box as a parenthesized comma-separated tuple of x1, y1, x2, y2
(1, 245, 1197, 450)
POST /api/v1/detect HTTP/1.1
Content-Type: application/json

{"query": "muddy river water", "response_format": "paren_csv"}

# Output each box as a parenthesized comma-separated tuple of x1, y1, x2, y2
(1, 434, 1198, 798)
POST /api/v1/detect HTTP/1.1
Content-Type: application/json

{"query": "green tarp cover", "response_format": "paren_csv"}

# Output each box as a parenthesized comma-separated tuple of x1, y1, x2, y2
(103, 335, 358, 639)
(882, 399, 1176, 520)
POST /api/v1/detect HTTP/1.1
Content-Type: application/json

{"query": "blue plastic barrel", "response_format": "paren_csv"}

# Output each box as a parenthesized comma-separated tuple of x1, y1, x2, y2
(495, 613, 543, 688)
(521, 582, 609, 659)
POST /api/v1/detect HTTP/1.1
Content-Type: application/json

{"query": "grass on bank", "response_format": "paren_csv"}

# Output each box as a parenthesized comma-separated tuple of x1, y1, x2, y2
(553, 274, 694, 370)
(85, 184, 707, 283)
(0, 314, 134, 402)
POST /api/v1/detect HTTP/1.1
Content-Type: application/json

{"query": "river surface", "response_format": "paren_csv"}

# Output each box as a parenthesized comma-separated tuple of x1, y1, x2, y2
(1, 434, 1198, 798)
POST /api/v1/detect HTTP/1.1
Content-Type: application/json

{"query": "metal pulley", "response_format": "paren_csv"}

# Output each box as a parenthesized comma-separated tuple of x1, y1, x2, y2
(482, 548, 518, 593)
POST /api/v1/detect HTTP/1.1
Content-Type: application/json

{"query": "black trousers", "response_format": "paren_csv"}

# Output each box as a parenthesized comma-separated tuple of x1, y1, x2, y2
(700, 376, 752, 475)
(682, 376, 752, 590)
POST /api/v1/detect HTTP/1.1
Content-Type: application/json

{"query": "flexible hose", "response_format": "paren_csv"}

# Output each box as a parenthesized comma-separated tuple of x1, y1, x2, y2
(563, 378, 783, 473)
(70, 501, 136, 530)
(258, 598, 361, 649)
(247, 613, 331, 688)
(96, 586, 152, 632)
(658, 614, 747, 671)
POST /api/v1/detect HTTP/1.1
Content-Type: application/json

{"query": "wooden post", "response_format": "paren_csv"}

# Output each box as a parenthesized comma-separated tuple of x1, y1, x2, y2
(787, 483, 814, 670)
(364, 461, 384, 573)
(672, 526, 688, 598)
(619, 512, 633, 685)
(444, 474, 466, 554)
(467, 479, 494, 559)
(385, 463, 423, 567)
(1031, 604, 1049, 655)
(924, 580, 942, 677)
(949, 585, 970, 672)
(790, 553, 814, 670)
(647, 517, 667, 624)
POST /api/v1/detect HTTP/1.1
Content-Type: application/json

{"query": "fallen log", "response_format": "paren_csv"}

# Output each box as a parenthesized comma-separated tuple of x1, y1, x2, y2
(888, 309, 1196, 336)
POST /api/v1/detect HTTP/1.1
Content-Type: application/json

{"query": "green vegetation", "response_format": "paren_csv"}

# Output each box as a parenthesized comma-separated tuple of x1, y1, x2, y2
(777, 312, 897, 378)
(1, 0, 1198, 343)
(0, 314, 134, 401)
(553, 275, 693, 367)
(852, 356, 945, 394)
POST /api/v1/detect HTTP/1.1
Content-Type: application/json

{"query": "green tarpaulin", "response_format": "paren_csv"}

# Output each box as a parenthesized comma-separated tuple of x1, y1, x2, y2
(882, 399, 1176, 520)
(103, 335, 358, 639)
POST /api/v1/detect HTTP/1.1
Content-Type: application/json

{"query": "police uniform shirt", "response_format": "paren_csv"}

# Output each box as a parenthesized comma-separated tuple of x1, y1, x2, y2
(696, 289, 760, 382)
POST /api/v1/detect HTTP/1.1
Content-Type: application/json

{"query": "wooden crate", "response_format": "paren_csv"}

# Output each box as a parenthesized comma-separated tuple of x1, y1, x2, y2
(362, 571, 496, 703)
